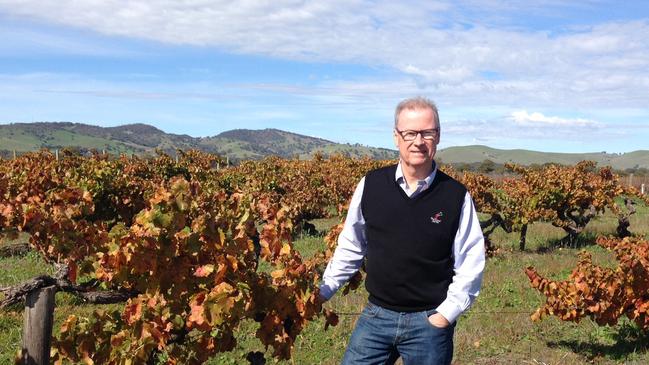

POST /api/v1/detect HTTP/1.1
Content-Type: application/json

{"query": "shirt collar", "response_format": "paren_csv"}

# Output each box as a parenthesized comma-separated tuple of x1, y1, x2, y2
(395, 160, 437, 190)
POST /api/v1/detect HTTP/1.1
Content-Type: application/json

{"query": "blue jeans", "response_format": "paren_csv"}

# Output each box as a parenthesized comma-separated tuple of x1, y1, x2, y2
(341, 302, 455, 365)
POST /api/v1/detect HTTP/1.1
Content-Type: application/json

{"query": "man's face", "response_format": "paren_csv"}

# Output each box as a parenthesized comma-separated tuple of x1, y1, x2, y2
(393, 107, 439, 170)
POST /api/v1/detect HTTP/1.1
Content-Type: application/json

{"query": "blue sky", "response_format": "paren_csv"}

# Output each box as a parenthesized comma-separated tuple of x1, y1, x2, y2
(1, 1, 648, 153)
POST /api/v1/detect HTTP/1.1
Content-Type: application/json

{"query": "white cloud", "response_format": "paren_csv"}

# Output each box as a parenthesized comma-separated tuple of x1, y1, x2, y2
(435, 110, 625, 152)
(1, 0, 648, 153)
(509, 111, 599, 127)
(0, 1, 648, 109)
(2, 27, 147, 59)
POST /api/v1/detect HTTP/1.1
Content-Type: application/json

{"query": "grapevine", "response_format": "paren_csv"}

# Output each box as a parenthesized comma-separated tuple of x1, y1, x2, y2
(526, 236, 649, 330)
(2, 151, 645, 362)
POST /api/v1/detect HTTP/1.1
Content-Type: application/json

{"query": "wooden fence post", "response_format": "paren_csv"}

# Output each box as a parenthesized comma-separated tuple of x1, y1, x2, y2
(642, 183, 645, 195)
(22, 286, 56, 365)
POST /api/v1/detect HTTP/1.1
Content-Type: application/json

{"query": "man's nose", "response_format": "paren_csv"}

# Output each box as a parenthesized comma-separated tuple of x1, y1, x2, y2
(413, 132, 425, 144)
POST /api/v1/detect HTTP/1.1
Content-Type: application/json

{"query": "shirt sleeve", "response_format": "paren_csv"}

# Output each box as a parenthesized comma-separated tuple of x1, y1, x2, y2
(435, 191, 486, 323)
(319, 177, 367, 301)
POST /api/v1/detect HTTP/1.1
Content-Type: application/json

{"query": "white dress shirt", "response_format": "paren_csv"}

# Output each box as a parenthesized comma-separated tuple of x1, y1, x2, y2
(320, 161, 485, 323)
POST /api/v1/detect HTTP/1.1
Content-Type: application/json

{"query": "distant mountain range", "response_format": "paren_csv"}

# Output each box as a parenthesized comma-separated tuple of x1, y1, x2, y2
(436, 145, 649, 171)
(0, 122, 397, 161)
(1, 122, 648, 170)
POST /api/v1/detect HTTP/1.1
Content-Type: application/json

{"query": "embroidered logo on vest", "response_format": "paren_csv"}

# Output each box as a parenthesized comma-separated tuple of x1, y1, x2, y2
(430, 211, 444, 224)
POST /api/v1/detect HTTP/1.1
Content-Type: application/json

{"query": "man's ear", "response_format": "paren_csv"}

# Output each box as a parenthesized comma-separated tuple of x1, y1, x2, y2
(393, 130, 399, 147)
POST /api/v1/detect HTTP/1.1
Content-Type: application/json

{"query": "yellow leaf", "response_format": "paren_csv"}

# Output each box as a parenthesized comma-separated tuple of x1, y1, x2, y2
(280, 243, 292, 256)
(271, 269, 285, 279)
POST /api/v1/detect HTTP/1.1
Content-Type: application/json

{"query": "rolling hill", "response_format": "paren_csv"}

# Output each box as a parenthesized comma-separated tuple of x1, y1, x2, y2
(1, 122, 647, 170)
(436, 145, 649, 170)
(0, 122, 397, 161)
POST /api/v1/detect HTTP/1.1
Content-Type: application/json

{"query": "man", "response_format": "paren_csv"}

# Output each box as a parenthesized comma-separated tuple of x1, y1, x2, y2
(319, 97, 485, 364)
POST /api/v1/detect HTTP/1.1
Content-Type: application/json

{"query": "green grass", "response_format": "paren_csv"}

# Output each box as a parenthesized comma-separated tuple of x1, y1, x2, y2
(0, 240, 121, 364)
(0, 126, 139, 154)
(2, 206, 649, 364)
(436, 145, 649, 170)
(0, 128, 43, 150)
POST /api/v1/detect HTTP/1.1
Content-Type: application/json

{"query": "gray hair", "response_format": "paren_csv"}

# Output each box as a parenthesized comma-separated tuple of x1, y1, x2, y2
(394, 96, 440, 129)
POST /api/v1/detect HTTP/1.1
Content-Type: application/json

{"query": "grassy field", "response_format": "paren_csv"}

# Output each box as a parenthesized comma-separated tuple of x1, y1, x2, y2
(0, 125, 139, 155)
(1, 203, 648, 364)
(435, 145, 649, 171)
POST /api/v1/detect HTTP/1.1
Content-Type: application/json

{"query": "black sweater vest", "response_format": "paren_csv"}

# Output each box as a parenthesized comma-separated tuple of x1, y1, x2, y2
(361, 164, 467, 312)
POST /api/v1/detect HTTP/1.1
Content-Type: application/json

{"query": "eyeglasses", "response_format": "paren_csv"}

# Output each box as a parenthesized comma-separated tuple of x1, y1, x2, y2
(395, 128, 439, 141)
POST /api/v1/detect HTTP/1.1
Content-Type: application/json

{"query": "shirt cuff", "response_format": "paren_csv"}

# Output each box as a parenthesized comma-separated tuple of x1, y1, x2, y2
(436, 300, 463, 324)
(318, 283, 336, 301)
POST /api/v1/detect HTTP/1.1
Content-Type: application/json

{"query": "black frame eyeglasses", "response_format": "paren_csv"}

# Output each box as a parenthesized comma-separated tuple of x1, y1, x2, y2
(395, 128, 439, 141)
